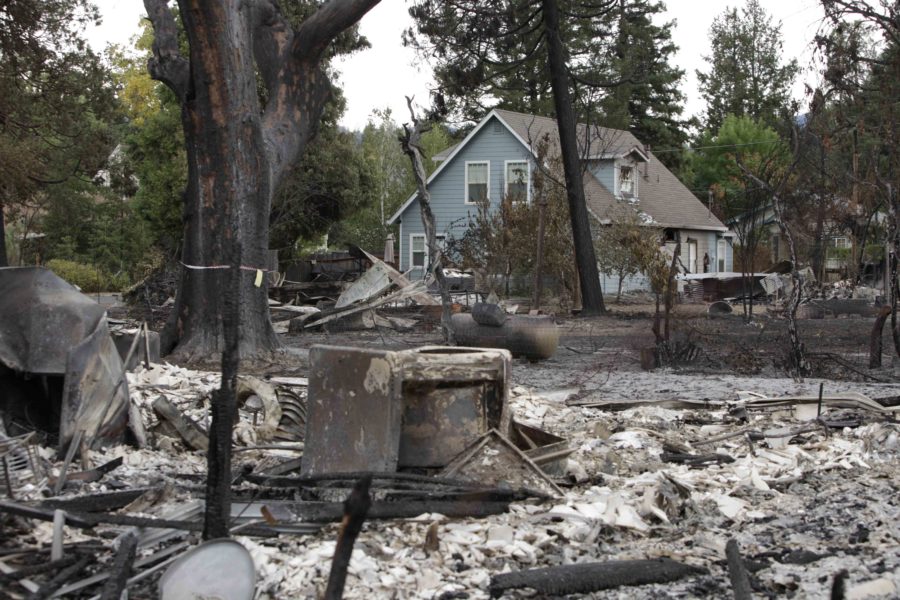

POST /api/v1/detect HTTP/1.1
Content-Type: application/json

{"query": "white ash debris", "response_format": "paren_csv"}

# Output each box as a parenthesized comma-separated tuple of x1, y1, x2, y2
(11, 362, 896, 599)
(203, 377, 900, 599)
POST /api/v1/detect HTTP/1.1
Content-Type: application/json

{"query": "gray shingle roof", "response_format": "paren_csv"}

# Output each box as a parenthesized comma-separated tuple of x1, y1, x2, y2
(494, 109, 727, 231)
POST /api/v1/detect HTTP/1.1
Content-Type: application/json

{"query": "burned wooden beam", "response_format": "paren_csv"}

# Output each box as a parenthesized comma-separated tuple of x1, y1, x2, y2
(42, 488, 155, 513)
(489, 558, 707, 597)
(99, 533, 138, 600)
(26, 554, 91, 600)
(324, 476, 372, 600)
(0, 501, 96, 529)
(152, 396, 209, 451)
(660, 451, 735, 468)
(726, 539, 754, 600)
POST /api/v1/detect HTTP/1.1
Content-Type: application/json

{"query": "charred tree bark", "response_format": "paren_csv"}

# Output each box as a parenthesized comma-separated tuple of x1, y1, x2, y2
(401, 98, 454, 343)
(144, 0, 381, 362)
(541, 0, 605, 316)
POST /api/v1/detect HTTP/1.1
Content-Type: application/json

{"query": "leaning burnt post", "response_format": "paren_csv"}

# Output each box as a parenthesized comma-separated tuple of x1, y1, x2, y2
(203, 244, 242, 540)
(400, 97, 454, 344)
(870, 305, 892, 369)
(324, 476, 372, 600)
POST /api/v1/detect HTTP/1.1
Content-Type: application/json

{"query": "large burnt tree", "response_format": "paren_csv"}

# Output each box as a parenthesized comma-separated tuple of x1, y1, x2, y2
(143, 0, 380, 361)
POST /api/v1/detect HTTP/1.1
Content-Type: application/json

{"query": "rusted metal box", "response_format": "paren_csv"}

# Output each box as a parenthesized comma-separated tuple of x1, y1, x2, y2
(397, 347, 511, 468)
(301, 345, 511, 474)
(301, 346, 403, 476)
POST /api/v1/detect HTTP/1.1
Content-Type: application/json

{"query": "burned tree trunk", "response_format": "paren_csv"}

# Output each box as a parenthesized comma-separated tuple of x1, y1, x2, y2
(400, 98, 455, 344)
(541, 0, 606, 316)
(144, 0, 381, 362)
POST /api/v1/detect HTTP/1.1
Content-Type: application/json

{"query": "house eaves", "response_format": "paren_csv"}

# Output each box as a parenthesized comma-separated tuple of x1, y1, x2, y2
(588, 146, 650, 162)
(386, 110, 534, 225)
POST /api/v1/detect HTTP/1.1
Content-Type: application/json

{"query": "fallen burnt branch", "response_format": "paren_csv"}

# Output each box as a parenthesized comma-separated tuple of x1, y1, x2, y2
(660, 451, 735, 467)
(41, 488, 156, 513)
(237, 499, 514, 523)
(726, 539, 753, 600)
(27, 554, 91, 600)
(489, 558, 707, 597)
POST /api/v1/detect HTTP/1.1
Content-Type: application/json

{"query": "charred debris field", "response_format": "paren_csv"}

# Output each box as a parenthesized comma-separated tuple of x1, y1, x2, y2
(1, 307, 899, 599)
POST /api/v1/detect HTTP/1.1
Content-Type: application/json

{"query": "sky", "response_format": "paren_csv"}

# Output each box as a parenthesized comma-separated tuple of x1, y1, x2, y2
(86, 0, 828, 131)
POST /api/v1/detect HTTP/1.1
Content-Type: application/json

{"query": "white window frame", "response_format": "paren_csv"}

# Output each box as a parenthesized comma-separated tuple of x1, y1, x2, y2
(464, 160, 490, 205)
(409, 233, 446, 273)
(618, 163, 637, 197)
(717, 238, 727, 272)
(504, 160, 530, 203)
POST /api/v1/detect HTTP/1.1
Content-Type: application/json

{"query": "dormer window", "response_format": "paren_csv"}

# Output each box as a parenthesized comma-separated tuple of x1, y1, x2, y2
(619, 165, 635, 197)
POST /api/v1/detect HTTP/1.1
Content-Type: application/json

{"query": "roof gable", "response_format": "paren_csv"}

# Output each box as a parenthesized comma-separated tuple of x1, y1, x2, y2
(386, 110, 533, 224)
(389, 108, 727, 232)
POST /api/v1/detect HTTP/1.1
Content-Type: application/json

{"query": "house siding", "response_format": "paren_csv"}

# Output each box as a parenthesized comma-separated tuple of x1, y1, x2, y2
(597, 229, 733, 295)
(589, 159, 615, 196)
(397, 117, 532, 275)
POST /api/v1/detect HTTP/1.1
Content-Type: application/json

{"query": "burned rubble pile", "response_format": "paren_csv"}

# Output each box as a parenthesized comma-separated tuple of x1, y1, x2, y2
(3, 338, 900, 598)
(1, 267, 899, 598)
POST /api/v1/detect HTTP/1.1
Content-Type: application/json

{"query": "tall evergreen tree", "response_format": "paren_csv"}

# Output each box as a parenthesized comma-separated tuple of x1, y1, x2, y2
(597, 0, 690, 172)
(697, 0, 799, 132)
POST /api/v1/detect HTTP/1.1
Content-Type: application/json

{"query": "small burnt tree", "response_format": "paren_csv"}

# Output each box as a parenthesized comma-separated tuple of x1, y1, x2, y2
(400, 98, 455, 343)
(143, 0, 381, 362)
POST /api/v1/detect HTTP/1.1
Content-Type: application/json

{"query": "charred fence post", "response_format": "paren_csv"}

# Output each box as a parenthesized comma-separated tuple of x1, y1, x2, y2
(204, 244, 242, 540)
(324, 476, 372, 600)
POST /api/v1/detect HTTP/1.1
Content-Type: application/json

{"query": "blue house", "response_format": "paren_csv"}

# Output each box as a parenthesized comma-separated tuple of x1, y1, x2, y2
(388, 109, 733, 293)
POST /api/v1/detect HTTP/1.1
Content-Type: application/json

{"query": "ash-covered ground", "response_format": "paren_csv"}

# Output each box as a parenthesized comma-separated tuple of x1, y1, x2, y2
(4, 306, 899, 599)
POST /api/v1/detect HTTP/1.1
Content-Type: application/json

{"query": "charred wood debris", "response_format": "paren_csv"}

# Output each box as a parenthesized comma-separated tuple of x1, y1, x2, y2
(1, 263, 900, 598)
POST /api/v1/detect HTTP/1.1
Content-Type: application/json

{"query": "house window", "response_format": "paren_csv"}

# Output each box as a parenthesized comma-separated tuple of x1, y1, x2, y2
(410, 234, 445, 272)
(466, 161, 489, 204)
(832, 236, 850, 249)
(619, 165, 635, 197)
(505, 161, 528, 203)
(411, 235, 426, 269)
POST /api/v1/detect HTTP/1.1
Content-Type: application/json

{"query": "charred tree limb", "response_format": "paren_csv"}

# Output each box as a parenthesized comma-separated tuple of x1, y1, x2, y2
(401, 97, 455, 343)
(142, 0, 189, 102)
(489, 558, 707, 597)
(293, 0, 381, 59)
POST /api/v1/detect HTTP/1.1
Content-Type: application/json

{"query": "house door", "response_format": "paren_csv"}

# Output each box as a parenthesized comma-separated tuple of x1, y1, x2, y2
(717, 239, 727, 272)
(688, 241, 698, 274)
